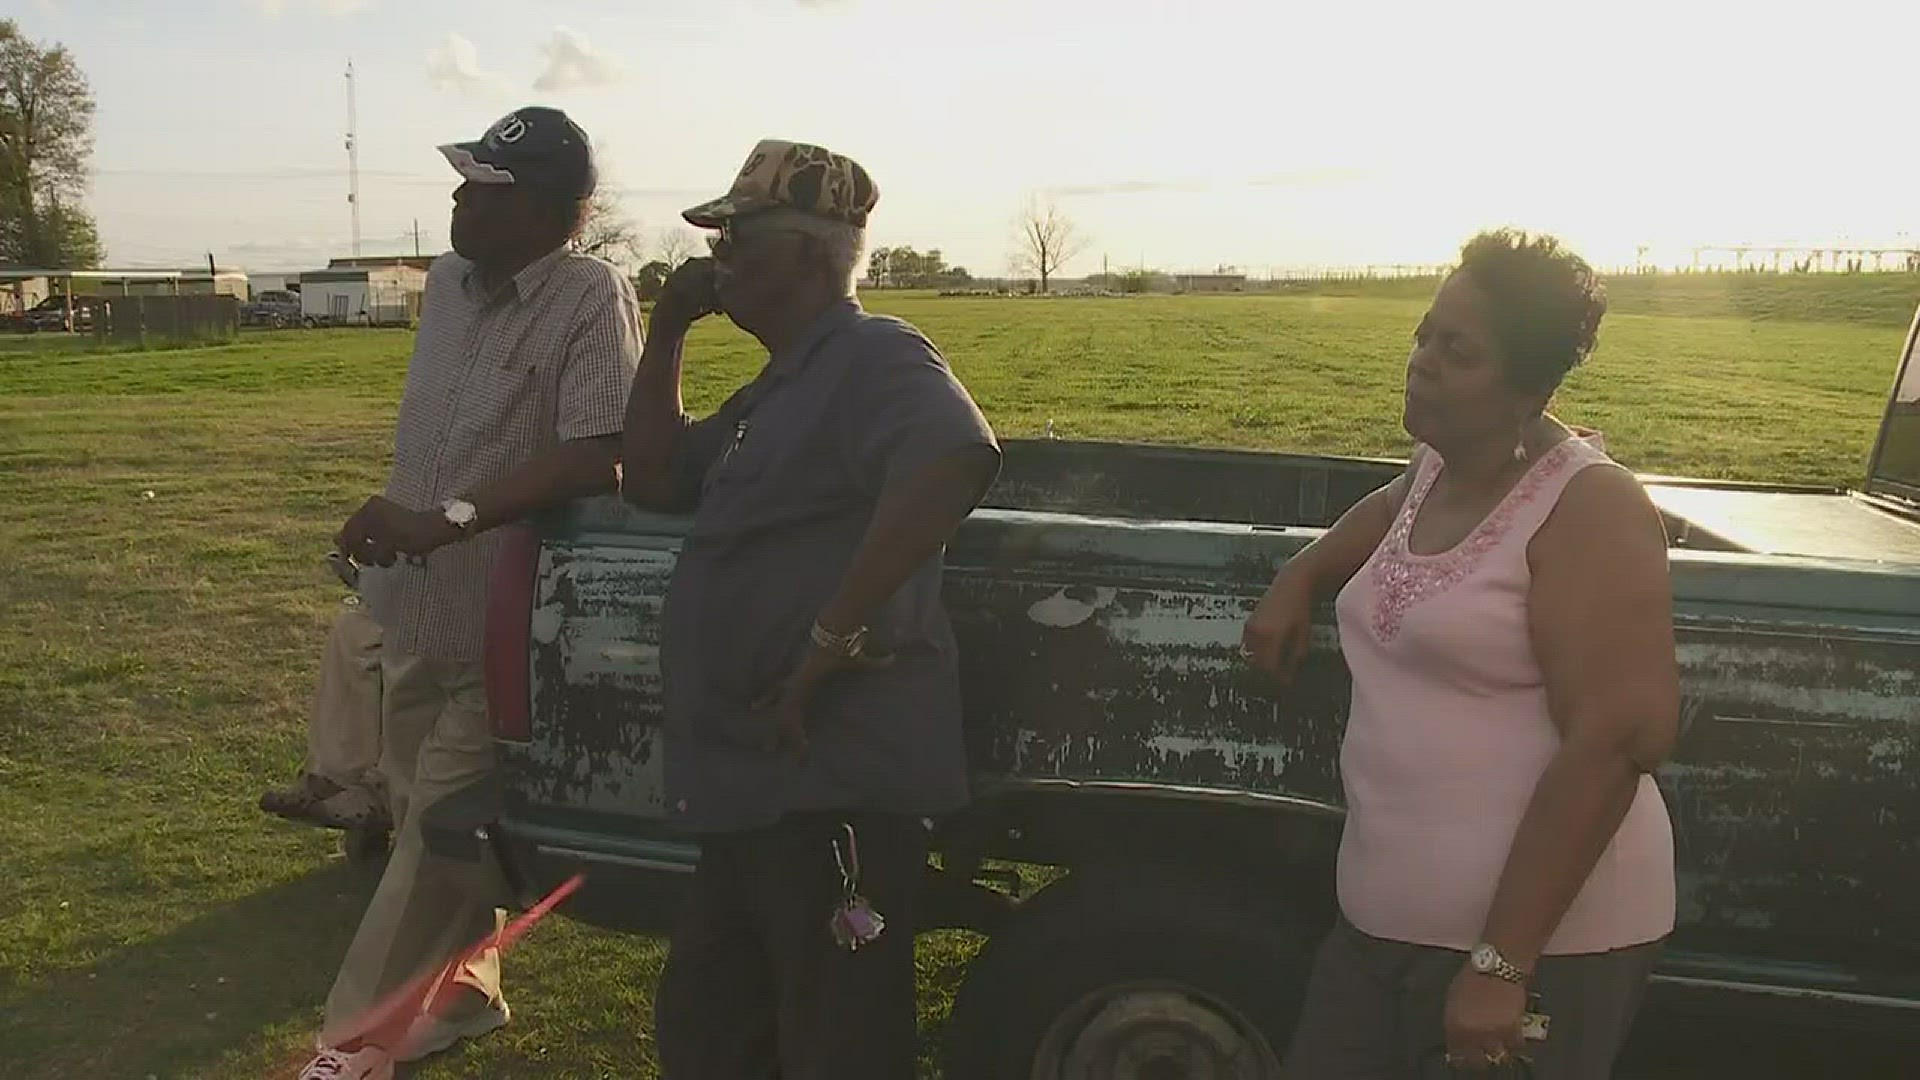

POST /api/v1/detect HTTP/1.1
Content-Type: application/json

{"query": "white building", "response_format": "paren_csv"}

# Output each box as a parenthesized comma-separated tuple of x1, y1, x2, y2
(298, 263, 427, 327)
(247, 272, 302, 297)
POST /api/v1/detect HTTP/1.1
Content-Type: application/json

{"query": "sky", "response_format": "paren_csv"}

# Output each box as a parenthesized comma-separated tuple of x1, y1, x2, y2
(12, 0, 1920, 276)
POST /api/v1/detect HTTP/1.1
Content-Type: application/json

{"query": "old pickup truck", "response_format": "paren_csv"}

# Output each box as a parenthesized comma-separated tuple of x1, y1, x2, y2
(428, 307, 1920, 1078)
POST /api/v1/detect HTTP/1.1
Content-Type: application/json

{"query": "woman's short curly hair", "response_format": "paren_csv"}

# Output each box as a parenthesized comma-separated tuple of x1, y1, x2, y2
(1455, 229, 1607, 395)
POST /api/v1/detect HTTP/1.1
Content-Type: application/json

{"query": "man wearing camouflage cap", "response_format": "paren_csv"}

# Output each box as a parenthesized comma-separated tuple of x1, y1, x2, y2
(622, 139, 1001, 1077)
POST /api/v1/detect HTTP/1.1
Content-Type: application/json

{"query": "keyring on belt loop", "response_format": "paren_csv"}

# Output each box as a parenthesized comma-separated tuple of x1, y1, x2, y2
(831, 822, 860, 895)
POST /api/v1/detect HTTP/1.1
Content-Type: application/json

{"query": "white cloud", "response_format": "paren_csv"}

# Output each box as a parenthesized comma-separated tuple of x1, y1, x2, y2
(427, 33, 507, 95)
(251, 0, 374, 15)
(532, 26, 624, 92)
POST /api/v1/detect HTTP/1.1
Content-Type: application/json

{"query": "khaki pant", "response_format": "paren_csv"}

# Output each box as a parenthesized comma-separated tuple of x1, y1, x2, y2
(307, 600, 385, 791)
(321, 651, 504, 1048)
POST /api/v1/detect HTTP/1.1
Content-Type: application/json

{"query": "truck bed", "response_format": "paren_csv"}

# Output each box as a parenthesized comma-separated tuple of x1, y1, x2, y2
(1649, 484, 1920, 562)
(990, 437, 1920, 566)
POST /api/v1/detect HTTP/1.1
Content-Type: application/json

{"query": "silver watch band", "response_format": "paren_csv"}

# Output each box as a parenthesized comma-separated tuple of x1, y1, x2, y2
(809, 621, 867, 658)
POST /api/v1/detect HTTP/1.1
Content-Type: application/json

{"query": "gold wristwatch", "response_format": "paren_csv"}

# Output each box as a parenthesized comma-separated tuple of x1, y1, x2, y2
(810, 621, 869, 659)
(1469, 942, 1529, 985)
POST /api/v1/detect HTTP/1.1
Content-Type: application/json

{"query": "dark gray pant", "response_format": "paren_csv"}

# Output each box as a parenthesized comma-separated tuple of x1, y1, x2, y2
(1284, 919, 1663, 1080)
(654, 811, 926, 1080)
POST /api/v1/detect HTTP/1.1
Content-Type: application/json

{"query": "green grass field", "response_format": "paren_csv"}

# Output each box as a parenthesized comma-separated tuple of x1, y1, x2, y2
(2, 277, 1917, 1078)
(1297, 267, 1920, 329)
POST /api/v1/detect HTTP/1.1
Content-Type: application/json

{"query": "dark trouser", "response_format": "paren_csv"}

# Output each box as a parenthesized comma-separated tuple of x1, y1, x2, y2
(655, 811, 927, 1080)
(1284, 918, 1663, 1080)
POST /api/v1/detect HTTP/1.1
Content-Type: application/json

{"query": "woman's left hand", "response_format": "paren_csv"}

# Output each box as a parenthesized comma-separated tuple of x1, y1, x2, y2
(1442, 965, 1528, 1070)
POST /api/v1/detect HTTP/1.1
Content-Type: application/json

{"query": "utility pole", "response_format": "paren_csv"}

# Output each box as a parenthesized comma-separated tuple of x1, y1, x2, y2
(412, 218, 422, 258)
(345, 60, 362, 258)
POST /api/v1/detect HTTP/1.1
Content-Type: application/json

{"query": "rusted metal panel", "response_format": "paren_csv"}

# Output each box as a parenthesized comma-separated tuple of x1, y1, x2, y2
(517, 543, 670, 815)
(1661, 624, 1920, 966)
(947, 575, 1348, 809)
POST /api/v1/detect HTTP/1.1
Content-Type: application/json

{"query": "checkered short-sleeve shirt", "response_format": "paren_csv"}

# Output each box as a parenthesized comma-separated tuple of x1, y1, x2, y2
(360, 246, 640, 659)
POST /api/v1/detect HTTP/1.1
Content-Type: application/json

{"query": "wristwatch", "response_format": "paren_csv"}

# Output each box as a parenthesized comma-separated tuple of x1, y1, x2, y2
(440, 497, 479, 532)
(1469, 942, 1530, 985)
(810, 621, 870, 659)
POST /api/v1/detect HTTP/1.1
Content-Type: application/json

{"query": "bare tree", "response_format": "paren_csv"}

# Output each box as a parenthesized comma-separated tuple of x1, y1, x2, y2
(573, 189, 642, 269)
(1010, 194, 1087, 293)
(652, 226, 701, 270)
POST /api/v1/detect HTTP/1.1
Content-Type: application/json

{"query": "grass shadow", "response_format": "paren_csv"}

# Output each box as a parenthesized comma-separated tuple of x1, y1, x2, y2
(1, 859, 380, 1079)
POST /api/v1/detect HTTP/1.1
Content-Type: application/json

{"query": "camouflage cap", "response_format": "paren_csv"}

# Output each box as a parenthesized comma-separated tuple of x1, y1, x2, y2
(683, 139, 878, 229)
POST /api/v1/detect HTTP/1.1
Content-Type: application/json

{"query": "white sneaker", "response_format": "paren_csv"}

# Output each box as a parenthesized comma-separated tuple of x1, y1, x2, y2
(395, 997, 511, 1062)
(297, 1046, 393, 1080)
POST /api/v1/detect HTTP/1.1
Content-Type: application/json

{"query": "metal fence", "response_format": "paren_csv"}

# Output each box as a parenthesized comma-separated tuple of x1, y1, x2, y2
(77, 294, 240, 346)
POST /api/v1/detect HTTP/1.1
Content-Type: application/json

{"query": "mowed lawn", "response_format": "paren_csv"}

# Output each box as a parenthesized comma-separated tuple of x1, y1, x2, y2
(1, 283, 1914, 1079)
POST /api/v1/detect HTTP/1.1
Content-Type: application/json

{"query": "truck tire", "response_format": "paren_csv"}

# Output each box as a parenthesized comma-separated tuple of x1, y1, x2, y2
(943, 873, 1326, 1080)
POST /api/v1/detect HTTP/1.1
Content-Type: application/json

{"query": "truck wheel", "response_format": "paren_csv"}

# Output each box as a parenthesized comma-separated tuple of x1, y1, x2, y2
(943, 876, 1324, 1080)
(342, 826, 391, 871)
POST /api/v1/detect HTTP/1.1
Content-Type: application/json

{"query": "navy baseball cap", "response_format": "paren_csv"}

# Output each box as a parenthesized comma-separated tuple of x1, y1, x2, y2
(438, 107, 597, 198)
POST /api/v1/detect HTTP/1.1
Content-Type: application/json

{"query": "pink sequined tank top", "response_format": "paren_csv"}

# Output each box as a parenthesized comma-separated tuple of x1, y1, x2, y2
(1332, 433, 1676, 954)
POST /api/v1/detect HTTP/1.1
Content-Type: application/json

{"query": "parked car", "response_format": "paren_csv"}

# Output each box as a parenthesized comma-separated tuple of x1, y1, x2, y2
(10, 296, 92, 333)
(427, 306, 1920, 1078)
(242, 289, 303, 328)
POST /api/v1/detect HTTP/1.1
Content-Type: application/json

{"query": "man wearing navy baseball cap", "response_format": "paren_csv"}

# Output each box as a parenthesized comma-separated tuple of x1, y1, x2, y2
(297, 106, 641, 1080)
(439, 105, 597, 199)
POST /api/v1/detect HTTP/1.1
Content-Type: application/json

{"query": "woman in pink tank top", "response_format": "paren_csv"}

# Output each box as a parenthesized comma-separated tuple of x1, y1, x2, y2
(1244, 230, 1679, 1080)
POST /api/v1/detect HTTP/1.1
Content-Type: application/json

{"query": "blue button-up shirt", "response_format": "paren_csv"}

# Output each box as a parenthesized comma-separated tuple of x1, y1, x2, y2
(660, 300, 999, 833)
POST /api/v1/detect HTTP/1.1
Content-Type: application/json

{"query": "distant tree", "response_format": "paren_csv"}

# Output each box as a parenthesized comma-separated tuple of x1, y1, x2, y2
(920, 248, 955, 283)
(866, 245, 970, 288)
(652, 226, 700, 270)
(30, 190, 99, 268)
(633, 259, 670, 302)
(0, 19, 101, 267)
(1010, 194, 1086, 293)
(887, 246, 930, 284)
(573, 189, 642, 269)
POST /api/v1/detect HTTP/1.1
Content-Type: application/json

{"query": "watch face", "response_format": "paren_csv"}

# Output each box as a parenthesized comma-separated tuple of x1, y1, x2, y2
(1471, 944, 1496, 971)
(444, 500, 477, 527)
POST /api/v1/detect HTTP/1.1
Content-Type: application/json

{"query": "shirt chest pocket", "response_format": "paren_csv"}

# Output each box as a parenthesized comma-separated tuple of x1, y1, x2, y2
(450, 336, 555, 438)
(702, 416, 798, 507)
(702, 383, 818, 492)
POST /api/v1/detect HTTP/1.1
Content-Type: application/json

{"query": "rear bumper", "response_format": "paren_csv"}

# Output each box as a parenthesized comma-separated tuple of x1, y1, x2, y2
(419, 773, 512, 862)
(420, 774, 698, 935)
